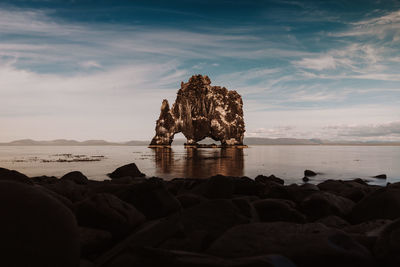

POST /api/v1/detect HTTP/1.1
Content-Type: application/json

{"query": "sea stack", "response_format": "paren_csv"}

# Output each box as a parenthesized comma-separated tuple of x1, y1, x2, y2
(149, 75, 245, 147)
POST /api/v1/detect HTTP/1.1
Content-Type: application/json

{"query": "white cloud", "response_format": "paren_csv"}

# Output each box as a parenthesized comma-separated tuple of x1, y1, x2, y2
(325, 121, 400, 138)
(0, 60, 187, 141)
(329, 9, 400, 40)
(293, 55, 336, 70)
(80, 61, 102, 69)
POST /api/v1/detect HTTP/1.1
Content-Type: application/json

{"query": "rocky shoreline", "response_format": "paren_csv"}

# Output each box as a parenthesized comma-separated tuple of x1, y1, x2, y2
(0, 164, 399, 267)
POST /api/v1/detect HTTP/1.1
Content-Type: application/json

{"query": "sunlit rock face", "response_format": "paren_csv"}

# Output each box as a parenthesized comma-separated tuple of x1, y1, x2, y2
(150, 75, 245, 146)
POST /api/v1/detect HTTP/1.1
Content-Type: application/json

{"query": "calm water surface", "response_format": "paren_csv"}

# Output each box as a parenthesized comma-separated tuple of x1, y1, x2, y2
(0, 145, 399, 185)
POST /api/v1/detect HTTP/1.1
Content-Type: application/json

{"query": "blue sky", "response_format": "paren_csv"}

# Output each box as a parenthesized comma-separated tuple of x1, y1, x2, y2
(0, 0, 399, 142)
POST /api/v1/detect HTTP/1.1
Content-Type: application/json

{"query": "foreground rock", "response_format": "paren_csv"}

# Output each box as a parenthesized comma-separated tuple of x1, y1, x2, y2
(0, 181, 80, 267)
(350, 185, 400, 223)
(207, 222, 372, 267)
(0, 167, 33, 184)
(1, 165, 398, 266)
(108, 163, 145, 179)
(75, 193, 146, 238)
(149, 75, 245, 146)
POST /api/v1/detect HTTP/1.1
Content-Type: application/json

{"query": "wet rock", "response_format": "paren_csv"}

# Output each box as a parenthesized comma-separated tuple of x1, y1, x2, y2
(176, 193, 206, 209)
(149, 75, 245, 146)
(207, 222, 372, 267)
(263, 183, 291, 200)
(44, 179, 89, 202)
(255, 174, 284, 185)
(167, 178, 207, 195)
(31, 175, 59, 184)
(0, 181, 79, 267)
(373, 174, 387, 179)
(253, 199, 306, 223)
(302, 176, 309, 182)
(80, 259, 94, 267)
(344, 219, 392, 235)
(286, 183, 320, 203)
(79, 226, 113, 258)
(35, 185, 74, 210)
(304, 169, 317, 177)
(204, 175, 234, 199)
(75, 193, 145, 237)
(61, 171, 89, 185)
(350, 186, 400, 223)
(179, 199, 249, 246)
(374, 218, 400, 266)
(317, 179, 373, 202)
(232, 197, 259, 221)
(301, 191, 354, 220)
(116, 179, 181, 219)
(112, 247, 297, 267)
(95, 215, 183, 267)
(317, 215, 350, 229)
(234, 176, 265, 196)
(108, 163, 145, 179)
(0, 167, 32, 185)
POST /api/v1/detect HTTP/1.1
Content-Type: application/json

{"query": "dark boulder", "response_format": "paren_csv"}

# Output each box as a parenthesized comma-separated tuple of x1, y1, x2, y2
(79, 226, 113, 258)
(350, 186, 400, 223)
(34, 185, 74, 210)
(317, 179, 373, 202)
(253, 199, 306, 223)
(75, 193, 145, 237)
(374, 218, 400, 266)
(232, 197, 259, 221)
(61, 171, 89, 185)
(44, 179, 89, 202)
(109, 247, 297, 267)
(286, 183, 320, 203)
(0, 181, 79, 267)
(301, 191, 354, 220)
(304, 169, 317, 177)
(0, 167, 32, 184)
(255, 174, 284, 185)
(317, 215, 350, 229)
(373, 174, 387, 179)
(116, 179, 181, 219)
(179, 199, 249, 247)
(108, 163, 145, 179)
(233, 176, 265, 196)
(204, 175, 234, 199)
(302, 176, 309, 182)
(207, 222, 372, 267)
(176, 193, 206, 209)
(31, 175, 58, 184)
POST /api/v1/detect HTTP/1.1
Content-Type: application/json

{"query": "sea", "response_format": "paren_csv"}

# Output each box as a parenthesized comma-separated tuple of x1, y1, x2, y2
(0, 145, 399, 186)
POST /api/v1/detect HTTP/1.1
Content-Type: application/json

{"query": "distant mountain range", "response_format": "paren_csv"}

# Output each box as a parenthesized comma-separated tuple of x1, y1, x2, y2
(0, 138, 399, 146)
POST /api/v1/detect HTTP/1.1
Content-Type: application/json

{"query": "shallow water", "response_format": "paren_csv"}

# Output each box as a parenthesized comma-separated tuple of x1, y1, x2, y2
(0, 145, 399, 185)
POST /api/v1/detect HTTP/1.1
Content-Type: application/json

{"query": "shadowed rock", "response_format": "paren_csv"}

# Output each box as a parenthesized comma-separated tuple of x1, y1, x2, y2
(0, 181, 80, 267)
(207, 222, 372, 267)
(373, 174, 387, 179)
(0, 167, 33, 185)
(61, 171, 89, 185)
(108, 163, 145, 179)
(253, 199, 306, 223)
(150, 75, 245, 146)
(350, 185, 400, 223)
(304, 170, 317, 177)
(116, 179, 181, 220)
(374, 218, 400, 266)
(75, 193, 145, 238)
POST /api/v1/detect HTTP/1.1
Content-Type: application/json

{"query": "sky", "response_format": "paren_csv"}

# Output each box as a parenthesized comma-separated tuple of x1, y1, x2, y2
(0, 0, 400, 142)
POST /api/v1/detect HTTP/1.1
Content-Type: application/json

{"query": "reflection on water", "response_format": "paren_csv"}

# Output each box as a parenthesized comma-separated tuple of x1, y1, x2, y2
(151, 147, 244, 178)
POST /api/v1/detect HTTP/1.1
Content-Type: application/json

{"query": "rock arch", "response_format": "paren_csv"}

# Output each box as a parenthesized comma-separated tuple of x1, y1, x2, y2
(149, 75, 245, 147)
